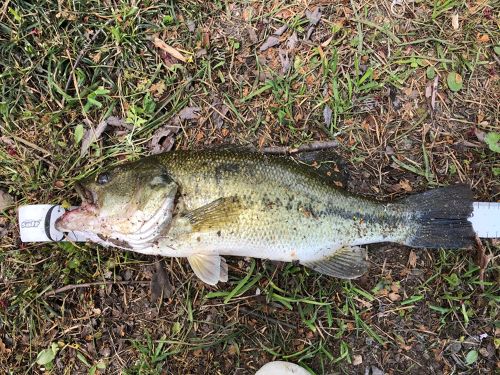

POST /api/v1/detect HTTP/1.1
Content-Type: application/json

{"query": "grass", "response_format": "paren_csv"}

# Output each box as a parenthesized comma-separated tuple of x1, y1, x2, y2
(1, 0, 499, 374)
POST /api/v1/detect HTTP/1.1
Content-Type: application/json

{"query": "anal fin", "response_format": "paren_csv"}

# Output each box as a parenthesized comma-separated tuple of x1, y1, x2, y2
(188, 254, 228, 285)
(302, 246, 367, 279)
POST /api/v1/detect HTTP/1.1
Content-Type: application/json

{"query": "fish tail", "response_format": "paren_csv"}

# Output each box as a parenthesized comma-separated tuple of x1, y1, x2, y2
(402, 184, 475, 248)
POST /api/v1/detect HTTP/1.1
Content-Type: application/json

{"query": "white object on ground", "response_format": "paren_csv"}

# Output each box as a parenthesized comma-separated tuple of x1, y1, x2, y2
(469, 202, 500, 239)
(255, 361, 309, 375)
(18, 205, 89, 242)
(18, 202, 500, 243)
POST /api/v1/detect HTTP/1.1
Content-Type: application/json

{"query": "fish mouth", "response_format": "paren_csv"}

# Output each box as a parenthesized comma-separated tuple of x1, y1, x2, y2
(75, 182, 97, 207)
(55, 183, 98, 232)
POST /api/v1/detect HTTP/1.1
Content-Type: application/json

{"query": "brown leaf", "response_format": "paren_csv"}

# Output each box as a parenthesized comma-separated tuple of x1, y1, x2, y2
(80, 119, 108, 157)
(388, 292, 401, 301)
(0, 190, 13, 211)
(150, 82, 166, 98)
(399, 179, 412, 192)
(178, 106, 201, 120)
(477, 33, 489, 43)
(352, 355, 363, 366)
(153, 37, 186, 62)
(451, 14, 459, 30)
(150, 259, 173, 303)
(408, 250, 417, 268)
(259, 36, 279, 51)
(0, 338, 12, 355)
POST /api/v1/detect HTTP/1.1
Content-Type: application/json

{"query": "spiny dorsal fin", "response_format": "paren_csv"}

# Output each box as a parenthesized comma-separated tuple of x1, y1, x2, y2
(183, 197, 242, 231)
(302, 246, 367, 279)
(293, 150, 349, 188)
(187, 254, 227, 285)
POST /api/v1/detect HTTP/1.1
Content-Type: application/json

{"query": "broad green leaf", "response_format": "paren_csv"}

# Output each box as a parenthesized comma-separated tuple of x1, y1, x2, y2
(74, 124, 84, 144)
(426, 66, 436, 79)
(494, 46, 500, 56)
(36, 343, 58, 365)
(94, 87, 110, 96)
(484, 132, 500, 153)
(465, 350, 478, 365)
(447, 72, 463, 92)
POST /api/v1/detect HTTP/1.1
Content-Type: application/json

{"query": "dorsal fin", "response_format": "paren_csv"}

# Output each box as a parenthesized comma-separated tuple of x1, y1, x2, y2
(293, 150, 349, 188)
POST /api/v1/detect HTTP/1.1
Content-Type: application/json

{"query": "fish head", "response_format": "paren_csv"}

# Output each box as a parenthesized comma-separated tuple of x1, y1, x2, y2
(55, 159, 178, 246)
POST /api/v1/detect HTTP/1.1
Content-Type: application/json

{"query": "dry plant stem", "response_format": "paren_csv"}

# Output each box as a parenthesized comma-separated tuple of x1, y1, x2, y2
(45, 280, 150, 296)
(262, 140, 339, 154)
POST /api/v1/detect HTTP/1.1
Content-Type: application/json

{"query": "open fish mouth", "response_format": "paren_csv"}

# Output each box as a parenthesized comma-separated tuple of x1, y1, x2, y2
(74, 182, 98, 209)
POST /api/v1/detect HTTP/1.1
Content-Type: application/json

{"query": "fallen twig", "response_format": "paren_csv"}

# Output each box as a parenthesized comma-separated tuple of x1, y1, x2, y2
(45, 280, 150, 296)
(262, 140, 339, 154)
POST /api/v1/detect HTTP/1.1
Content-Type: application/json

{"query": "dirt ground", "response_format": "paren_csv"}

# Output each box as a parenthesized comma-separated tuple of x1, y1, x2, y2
(0, 1, 499, 374)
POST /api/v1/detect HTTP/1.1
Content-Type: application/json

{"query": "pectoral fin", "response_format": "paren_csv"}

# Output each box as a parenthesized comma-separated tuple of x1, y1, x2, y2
(188, 254, 228, 285)
(302, 246, 367, 279)
(184, 197, 242, 231)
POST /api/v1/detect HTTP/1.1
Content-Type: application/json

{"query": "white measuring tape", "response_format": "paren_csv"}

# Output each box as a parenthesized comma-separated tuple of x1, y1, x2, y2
(17, 202, 500, 242)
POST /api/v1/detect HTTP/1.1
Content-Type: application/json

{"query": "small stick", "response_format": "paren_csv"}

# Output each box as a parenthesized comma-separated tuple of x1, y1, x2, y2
(262, 140, 339, 154)
(45, 280, 150, 296)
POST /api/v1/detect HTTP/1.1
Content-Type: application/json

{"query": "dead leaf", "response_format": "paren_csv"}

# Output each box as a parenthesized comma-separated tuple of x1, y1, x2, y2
(305, 7, 322, 26)
(352, 355, 363, 366)
(477, 33, 489, 43)
(107, 116, 132, 130)
(287, 32, 298, 50)
(91, 51, 102, 63)
(80, 118, 108, 157)
(323, 104, 333, 127)
(186, 20, 196, 33)
(153, 37, 187, 62)
(278, 49, 291, 73)
(475, 235, 491, 290)
(150, 259, 173, 303)
(399, 179, 412, 192)
(408, 250, 417, 268)
(149, 105, 201, 153)
(474, 128, 486, 142)
(274, 24, 288, 36)
(149, 118, 181, 154)
(150, 81, 166, 98)
(0, 190, 13, 211)
(246, 27, 258, 44)
(178, 106, 201, 120)
(451, 14, 459, 30)
(0, 338, 12, 355)
(388, 292, 401, 301)
(259, 36, 279, 51)
(210, 99, 230, 129)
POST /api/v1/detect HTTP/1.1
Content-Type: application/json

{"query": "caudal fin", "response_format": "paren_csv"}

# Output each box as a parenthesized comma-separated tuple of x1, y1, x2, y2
(403, 185, 475, 248)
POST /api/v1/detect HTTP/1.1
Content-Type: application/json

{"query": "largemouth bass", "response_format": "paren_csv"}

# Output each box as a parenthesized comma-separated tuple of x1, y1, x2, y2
(56, 150, 475, 285)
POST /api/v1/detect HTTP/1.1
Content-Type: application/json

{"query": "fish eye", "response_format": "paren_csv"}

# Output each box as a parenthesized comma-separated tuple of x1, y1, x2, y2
(96, 172, 110, 185)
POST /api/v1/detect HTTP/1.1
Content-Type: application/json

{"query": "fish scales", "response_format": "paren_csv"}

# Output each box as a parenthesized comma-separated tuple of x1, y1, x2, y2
(156, 150, 411, 261)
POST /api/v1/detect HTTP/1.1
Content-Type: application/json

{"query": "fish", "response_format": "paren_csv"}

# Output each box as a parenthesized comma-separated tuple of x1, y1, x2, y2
(55, 149, 475, 285)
